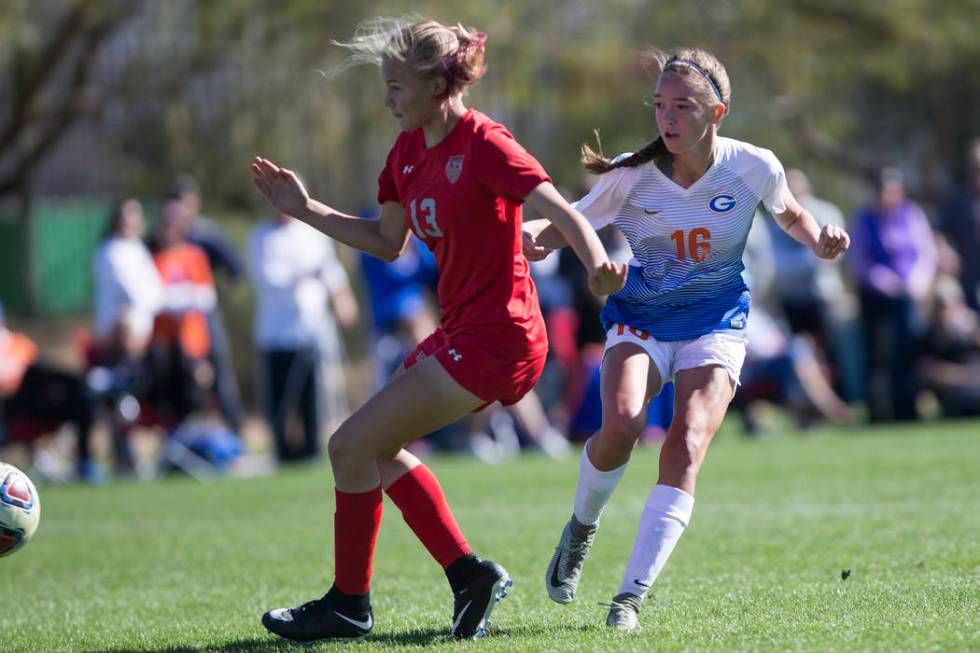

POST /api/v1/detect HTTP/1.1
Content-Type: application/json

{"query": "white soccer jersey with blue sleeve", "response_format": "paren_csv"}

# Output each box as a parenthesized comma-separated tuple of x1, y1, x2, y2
(573, 137, 788, 341)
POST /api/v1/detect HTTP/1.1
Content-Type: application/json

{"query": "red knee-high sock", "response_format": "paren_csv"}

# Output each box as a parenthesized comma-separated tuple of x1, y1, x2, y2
(333, 486, 383, 595)
(385, 464, 471, 569)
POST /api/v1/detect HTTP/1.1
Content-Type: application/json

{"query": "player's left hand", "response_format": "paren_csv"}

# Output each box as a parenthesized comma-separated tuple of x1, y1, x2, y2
(813, 224, 850, 260)
(589, 261, 628, 296)
(522, 230, 553, 261)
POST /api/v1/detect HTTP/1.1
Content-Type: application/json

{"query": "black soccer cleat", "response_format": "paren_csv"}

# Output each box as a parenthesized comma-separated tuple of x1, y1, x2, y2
(261, 592, 373, 642)
(450, 559, 512, 639)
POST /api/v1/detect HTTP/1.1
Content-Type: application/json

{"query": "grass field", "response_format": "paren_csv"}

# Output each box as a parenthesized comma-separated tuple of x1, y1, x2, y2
(2, 419, 978, 652)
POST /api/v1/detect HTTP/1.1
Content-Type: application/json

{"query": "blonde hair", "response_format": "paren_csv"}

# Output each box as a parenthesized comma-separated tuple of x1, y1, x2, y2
(582, 47, 731, 175)
(333, 16, 487, 98)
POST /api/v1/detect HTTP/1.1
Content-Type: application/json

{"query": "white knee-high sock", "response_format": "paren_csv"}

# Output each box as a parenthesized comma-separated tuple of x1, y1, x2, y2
(618, 484, 694, 598)
(572, 443, 628, 526)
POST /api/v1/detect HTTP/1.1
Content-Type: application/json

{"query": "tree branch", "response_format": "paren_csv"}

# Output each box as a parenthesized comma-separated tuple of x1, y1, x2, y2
(0, 0, 88, 153)
(0, 2, 141, 196)
(782, 112, 880, 183)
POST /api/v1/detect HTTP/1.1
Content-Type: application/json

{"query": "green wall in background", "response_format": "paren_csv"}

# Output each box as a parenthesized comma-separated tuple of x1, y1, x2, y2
(0, 199, 111, 316)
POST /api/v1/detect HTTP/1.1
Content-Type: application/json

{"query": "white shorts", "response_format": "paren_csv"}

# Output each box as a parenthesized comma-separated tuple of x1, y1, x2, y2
(603, 323, 748, 395)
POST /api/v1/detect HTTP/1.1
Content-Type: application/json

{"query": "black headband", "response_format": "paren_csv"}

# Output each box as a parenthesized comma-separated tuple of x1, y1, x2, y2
(667, 59, 724, 105)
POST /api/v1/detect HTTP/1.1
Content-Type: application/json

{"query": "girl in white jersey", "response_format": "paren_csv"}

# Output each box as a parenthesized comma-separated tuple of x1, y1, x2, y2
(525, 48, 849, 631)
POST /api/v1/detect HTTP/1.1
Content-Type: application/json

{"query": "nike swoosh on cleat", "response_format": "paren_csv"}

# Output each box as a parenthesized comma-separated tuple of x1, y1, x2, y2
(334, 611, 372, 631)
(452, 601, 472, 632)
(549, 550, 565, 587)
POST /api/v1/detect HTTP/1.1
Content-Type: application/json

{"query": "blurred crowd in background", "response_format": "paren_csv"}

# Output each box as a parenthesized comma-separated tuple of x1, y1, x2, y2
(1, 137, 979, 484)
(1, 1, 978, 484)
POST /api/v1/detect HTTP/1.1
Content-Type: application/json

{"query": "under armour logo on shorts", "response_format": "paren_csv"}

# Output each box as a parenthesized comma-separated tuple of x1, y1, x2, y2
(448, 348, 463, 362)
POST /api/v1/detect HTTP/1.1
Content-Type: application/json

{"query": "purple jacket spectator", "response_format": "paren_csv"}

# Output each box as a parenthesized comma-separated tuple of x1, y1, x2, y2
(849, 199, 937, 300)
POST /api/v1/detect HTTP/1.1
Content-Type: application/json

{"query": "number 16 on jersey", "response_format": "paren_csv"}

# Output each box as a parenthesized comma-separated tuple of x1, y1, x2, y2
(670, 228, 712, 261)
(409, 198, 443, 238)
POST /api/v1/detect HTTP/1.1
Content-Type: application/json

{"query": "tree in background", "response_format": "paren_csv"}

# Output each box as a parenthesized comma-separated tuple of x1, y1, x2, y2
(0, 0, 977, 217)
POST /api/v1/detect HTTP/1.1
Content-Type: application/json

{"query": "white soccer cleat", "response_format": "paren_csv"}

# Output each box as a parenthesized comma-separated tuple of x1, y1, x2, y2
(545, 518, 595, 604)
(604, 592, 642, 632)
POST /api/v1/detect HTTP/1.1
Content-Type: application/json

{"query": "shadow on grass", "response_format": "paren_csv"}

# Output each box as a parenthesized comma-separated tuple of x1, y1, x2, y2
(372, 622, 598, 646)
(82, 640, 276, 653)
(83, 623, 599, 652)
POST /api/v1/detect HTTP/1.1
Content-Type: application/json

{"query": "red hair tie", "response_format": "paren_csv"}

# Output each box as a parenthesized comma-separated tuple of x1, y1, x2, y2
(442, 30, 486, 77)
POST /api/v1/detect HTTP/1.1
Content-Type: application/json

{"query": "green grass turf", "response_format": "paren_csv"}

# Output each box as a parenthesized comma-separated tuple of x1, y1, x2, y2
(2, 419, 978, 652)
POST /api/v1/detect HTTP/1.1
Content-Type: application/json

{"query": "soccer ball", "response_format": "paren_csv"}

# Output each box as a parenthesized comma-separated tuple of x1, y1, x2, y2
(0, 462, 41, 557)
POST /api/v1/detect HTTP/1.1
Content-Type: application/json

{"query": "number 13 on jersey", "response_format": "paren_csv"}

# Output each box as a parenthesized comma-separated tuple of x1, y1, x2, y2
(409, 198, 443, 238)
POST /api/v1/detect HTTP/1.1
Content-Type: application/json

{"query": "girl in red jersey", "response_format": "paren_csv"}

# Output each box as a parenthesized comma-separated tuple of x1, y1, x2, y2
(252, 17, 626, 642)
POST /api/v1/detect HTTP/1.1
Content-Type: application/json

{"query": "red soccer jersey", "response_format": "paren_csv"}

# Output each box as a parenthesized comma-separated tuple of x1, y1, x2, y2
(378, 109, 550, 360)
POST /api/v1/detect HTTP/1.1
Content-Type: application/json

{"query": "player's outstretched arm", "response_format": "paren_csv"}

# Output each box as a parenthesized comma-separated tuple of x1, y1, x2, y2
(525, 181, 626, 295)
(251, 156, 410, 261)
(772, 187, 850, 261)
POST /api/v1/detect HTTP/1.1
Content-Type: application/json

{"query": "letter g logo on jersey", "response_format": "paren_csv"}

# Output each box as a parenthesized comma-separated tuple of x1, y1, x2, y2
(708, 193, 737, 213)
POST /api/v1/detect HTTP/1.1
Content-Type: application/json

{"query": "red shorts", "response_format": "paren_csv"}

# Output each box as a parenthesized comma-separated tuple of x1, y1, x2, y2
(404, 328, 546, 411)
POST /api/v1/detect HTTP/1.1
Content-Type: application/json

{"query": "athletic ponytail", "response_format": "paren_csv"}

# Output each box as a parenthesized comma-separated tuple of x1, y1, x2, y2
(581, 131, 667, 175)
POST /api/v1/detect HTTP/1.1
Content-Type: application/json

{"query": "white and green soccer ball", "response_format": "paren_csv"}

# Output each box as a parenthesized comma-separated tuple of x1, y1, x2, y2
(0, 462, 41, 557)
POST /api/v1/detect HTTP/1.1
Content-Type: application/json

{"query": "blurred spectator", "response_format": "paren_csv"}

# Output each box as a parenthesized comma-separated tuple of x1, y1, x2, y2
(0, 303, 97, 481)
(172, 175, 245, 433)
(939, 139, 980, 313)
(92, 198, 164, 359)
(848, 167, 937, 421)
(528, 244, 575, 421)
(172, 175, 244, 281)
(359, 235, 438, 387)
(768, 169, 847, 339)
(919, 275, 980, 417)
(90, 197, 165, 475)
(734, 306, 853, 435)
(146, 197, 217, 426)
(465, 399, 569, 462)
(249, 211, 357, 463)
(757, 171, 863, 403)
(742, 208, 776, 297)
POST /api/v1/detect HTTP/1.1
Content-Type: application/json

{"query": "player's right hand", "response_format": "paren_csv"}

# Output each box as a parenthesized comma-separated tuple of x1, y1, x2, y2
(589, 261, 628, 296)
(251, 156, 311, 217)
(522, 230, 553, 262)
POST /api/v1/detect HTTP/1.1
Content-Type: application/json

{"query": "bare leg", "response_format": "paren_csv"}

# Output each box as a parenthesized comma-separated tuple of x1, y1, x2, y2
(329, 355, 483, 492)
(587, 343, 663, 471)
(657, 365, 733, 495)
